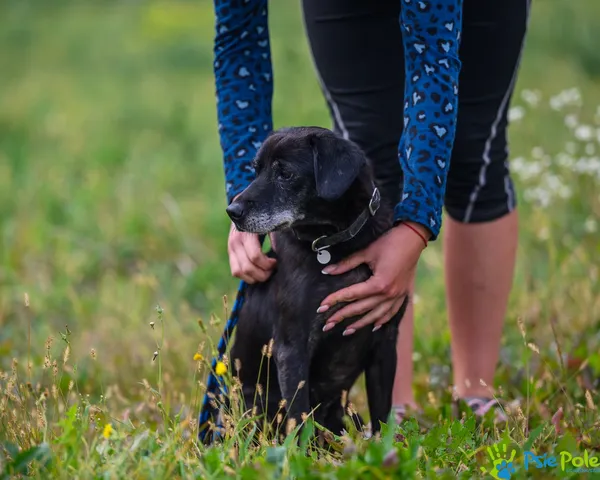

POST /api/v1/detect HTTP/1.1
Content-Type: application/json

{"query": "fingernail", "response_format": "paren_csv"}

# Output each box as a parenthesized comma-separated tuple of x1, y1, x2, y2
(343, 328, 356, 336)
(321, 265, 336, 274)
(322, 323, 334, 332)
(372, 325, 382, 332)
(316, 305, 329, 314)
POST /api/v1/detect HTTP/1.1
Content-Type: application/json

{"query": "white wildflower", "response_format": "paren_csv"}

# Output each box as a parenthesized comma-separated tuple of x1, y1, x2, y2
(520, 161, 543, 181)
(532, 146, 545, 159)
(545, 173, 572, 199)
(549, 87, 582, 111)
(584, 218, 598, 234)
(573, 156, 600, 179)
(508, 106, 525, 122)
(511, 156, 525, 173)
(556, 152, 574, 168)
(520, 89, 542, 107)
(585, 143, 596, 156)
(523, 187, 551, 208)
(575, 125, 594, 142)
(564, 114, 578, 129)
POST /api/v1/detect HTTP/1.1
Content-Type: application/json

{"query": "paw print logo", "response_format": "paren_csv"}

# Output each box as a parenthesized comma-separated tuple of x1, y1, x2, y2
(480, 443, 517, 479)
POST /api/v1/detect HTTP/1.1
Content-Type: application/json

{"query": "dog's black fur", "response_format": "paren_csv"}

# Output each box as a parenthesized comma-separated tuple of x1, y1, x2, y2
(226, 126, 407, 436)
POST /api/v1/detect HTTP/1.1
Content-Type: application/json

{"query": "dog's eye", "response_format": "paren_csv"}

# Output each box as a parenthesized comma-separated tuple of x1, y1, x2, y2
(273, 160, 294, 181)
(278, 169, 294, 181)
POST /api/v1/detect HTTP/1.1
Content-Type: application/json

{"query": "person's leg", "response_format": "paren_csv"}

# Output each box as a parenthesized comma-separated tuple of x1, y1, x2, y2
(444, 213, 518, 399)
(444, 0, 531, 403)
(301, 0, 417, 410)
(392, 280, 418, 410)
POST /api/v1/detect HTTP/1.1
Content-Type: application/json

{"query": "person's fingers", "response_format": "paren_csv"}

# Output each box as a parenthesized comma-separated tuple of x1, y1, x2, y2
(343, 300, 396, 334)
(229, 252, 257, 284)
(242, 234, 277, 271)
(322, 295, 387, 330)
(236, 252, 273, 283)
(370, 297, 407, 331)
(319, 277, 385, 310)
(250, 264, 273, 283)
(228, 225, 275, 283)
(321, 250, 368, 276)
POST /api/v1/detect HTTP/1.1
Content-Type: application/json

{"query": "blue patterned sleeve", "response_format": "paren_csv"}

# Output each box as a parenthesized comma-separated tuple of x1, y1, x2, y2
(213, 0, 273, 204)
(394, 0, 463, 240)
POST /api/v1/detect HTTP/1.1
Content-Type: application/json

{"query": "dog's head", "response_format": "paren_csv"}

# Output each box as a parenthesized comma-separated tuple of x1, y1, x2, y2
(226, 127, 371, 234)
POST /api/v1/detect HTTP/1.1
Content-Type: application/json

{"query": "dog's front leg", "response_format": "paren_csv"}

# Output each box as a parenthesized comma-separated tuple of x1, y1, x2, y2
(274, 338, 310, 435)
(366, 299, 407, 435)
(365, 340, 396, 436)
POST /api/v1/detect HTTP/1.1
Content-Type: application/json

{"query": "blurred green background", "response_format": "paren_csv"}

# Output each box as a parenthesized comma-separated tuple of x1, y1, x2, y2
(0, 0, 599, 404)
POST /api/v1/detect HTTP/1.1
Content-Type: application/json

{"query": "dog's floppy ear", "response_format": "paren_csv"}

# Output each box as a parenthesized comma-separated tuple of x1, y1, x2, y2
(310, 132, 366, 201)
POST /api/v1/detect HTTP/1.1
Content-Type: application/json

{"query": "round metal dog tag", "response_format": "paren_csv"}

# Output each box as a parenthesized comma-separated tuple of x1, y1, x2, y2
(317, 249, 331, 265)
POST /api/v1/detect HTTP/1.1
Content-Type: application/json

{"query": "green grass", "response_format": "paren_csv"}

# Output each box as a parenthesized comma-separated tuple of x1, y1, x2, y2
(1, 0, 600, 478)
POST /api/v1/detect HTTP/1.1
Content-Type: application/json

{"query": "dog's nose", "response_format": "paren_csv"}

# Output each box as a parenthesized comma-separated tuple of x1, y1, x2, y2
(226, 202, 245, 221)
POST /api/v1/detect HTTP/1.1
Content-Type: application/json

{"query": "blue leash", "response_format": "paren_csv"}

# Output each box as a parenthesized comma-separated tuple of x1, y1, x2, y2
(198, 279, 248, 443)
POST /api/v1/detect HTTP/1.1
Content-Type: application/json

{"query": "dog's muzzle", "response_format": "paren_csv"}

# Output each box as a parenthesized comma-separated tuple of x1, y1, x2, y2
(226, 202, 245, 222)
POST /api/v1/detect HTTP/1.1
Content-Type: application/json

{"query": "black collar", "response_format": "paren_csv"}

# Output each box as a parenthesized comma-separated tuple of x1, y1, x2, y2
(293, 187, 381, 252)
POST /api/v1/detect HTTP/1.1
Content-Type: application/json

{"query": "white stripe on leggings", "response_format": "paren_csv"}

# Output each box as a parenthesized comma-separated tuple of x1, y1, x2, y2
(320, 74, 350, 141)
(463, 0, 531, 222)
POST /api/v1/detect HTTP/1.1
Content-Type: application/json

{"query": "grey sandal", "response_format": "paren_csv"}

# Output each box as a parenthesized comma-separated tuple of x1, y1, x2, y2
(463, 397, 508, 423)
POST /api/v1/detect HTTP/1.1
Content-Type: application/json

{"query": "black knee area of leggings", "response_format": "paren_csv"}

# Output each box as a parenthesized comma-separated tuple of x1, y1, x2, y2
(444, 105, 517, 224)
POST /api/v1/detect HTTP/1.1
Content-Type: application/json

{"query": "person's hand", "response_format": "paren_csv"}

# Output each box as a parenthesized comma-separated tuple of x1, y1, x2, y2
(318, 222, 430, 335)
(228, 222, 277, 283)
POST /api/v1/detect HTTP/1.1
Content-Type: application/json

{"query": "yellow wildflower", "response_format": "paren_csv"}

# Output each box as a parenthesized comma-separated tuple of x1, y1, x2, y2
(215, 361, 227, 376)
(103, 423, 113, 439)
(193, 353, 203, 361)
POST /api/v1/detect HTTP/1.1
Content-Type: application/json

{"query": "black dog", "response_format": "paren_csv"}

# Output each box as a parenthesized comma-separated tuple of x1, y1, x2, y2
(225, 126, 407, 437)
